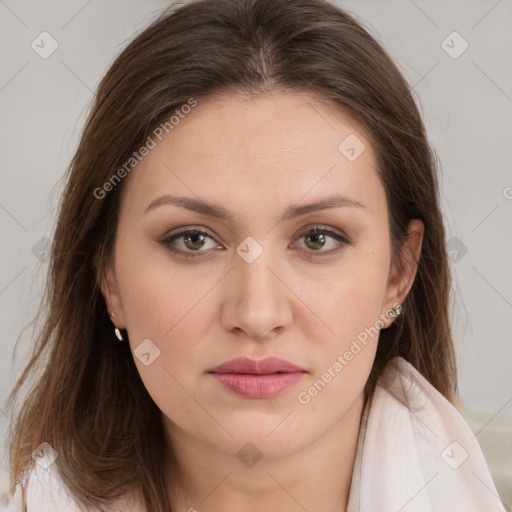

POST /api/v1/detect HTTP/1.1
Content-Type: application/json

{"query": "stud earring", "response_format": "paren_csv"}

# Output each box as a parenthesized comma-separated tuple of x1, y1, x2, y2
(388, 304, 403, 319)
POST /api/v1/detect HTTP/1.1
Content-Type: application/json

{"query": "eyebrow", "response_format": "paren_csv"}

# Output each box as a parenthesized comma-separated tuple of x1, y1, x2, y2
(144, 193, 365, 222)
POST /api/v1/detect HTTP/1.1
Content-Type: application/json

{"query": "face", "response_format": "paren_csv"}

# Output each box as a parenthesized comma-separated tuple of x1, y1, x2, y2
(102, 92, 423, 460)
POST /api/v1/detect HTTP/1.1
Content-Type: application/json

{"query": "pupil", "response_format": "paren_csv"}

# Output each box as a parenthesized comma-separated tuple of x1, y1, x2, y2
(185, 233, 205, 250)
(306, 232, 325, 250)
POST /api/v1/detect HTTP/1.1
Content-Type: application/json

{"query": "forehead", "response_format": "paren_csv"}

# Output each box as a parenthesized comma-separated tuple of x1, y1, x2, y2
(121, 91, 385, 218)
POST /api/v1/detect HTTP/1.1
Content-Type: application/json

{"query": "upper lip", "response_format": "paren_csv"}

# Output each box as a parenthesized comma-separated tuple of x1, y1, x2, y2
(208, 357, 306, 374)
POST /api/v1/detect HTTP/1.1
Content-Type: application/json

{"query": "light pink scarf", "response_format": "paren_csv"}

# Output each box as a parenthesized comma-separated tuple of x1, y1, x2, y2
(347, 357, 506, 511)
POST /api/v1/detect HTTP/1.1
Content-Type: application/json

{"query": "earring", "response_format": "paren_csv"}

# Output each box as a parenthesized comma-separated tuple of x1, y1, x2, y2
(388, 304, 403, 318)
(110, 312, 124, 342)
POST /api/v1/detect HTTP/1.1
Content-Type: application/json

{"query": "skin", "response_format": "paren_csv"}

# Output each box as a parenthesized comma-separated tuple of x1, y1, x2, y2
(101, 91, 424, 512)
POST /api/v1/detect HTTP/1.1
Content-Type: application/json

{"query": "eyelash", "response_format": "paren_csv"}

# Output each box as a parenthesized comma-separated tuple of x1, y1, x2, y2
(159, 225, 351, 260)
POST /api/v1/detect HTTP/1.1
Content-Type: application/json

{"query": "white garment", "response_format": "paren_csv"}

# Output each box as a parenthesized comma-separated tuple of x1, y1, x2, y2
(1, 356, 506, 511)
(347, 357, 507, 511)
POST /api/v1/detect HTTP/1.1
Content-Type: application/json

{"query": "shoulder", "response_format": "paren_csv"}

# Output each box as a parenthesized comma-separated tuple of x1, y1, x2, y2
(0, 467, 23, 512)
(0, 455, 86, 512)
(373, 356, 478, 445)
(366, 356, 505, 511)
(0, 455, 142, 512)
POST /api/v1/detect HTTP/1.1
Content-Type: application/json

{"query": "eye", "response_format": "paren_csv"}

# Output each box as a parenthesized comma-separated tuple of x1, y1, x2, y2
(294, 226, 350, 255)
(160, 228, 219, 259)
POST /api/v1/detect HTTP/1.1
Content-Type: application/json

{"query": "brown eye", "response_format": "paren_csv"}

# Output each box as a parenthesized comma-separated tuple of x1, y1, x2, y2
(160, 229, 219, 259)
(304, 230, 328, 250)
(296, 227, 349, 254)
(181, 231, 208, 251)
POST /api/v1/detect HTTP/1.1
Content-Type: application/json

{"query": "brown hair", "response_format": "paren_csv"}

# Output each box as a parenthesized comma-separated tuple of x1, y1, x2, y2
(4, 0, 457, 510)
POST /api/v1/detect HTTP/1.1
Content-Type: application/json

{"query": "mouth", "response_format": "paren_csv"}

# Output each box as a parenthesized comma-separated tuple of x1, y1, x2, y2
(207, 357, 307, 399)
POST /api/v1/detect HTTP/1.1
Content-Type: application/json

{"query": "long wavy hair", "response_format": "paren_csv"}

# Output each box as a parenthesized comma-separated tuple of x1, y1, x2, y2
(4, 0, 457, 510)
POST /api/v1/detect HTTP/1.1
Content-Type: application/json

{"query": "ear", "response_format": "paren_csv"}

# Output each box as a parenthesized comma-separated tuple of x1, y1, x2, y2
(99, 260, 127, 329)
(382, 219, 424, 325)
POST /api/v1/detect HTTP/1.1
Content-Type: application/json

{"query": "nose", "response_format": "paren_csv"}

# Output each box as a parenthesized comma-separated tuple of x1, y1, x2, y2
(220, 246, 293, 342)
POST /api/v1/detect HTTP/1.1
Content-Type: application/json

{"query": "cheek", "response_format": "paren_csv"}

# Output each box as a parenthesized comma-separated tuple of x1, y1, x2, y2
(327, 263, 389, 342)
(115, 249, 218, 434)
(297, 280, 382, 398)
(114, 223, 213, 341)
(291, 268, 389, 426)
(299, 233, 390, 346)
(113, 232, 218, 407)
(292, 237, 390, 402)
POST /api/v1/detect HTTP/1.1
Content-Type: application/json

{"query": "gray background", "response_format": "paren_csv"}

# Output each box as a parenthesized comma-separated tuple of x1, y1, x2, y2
(1, 0, 511, 476)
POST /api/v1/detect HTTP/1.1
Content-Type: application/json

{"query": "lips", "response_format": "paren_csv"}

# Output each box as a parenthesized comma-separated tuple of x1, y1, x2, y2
(208, 357, 306, 398)
(208, 356, 305, 374)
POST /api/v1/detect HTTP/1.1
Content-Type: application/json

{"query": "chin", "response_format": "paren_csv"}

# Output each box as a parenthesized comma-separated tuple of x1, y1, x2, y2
(210, 416, 314, 460)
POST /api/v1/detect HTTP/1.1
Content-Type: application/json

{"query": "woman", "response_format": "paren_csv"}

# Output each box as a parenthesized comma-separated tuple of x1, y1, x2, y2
(3, 0, 505, 510)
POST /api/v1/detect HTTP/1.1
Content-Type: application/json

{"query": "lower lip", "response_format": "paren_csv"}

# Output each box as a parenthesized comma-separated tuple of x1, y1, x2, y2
(209, 372, 305, 398)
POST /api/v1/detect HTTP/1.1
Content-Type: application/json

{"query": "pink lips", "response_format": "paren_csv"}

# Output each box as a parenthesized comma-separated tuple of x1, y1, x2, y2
(207, 357, 306, 398)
